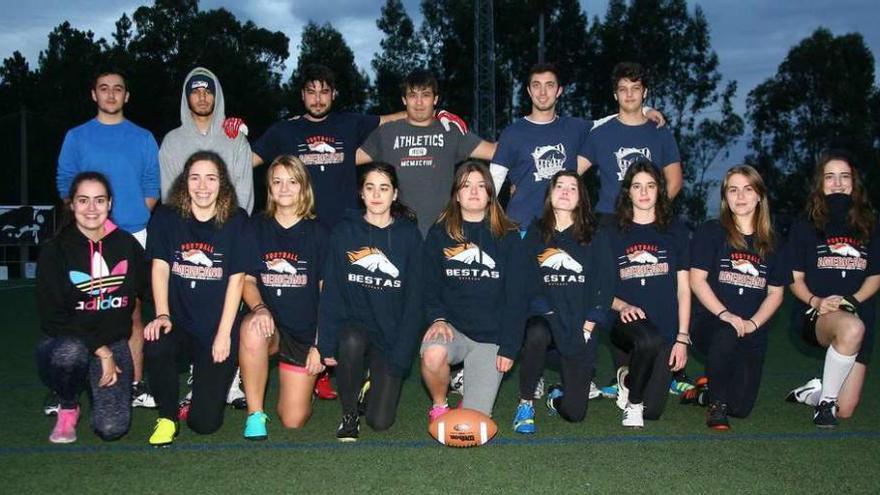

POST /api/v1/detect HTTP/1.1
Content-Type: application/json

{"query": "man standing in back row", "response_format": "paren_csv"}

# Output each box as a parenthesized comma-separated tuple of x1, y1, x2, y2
(582, 61, 682, 220)
(357, 70, 496, 235)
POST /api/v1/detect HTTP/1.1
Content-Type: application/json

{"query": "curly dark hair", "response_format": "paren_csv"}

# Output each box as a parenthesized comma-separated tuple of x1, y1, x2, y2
(167, 151, 238, 226)
(614, 160, 672, 232)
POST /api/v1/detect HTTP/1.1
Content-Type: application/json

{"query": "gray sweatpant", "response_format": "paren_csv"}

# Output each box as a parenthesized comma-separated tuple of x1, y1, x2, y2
(420, 326, 503, 416)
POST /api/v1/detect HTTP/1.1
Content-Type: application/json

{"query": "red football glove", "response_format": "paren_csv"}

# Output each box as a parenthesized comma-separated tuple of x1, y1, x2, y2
(222, 117, 249, 139)
(436, 110, 468, 135)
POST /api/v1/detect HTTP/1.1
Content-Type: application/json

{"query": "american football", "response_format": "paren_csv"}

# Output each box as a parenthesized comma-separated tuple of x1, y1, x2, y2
(428, 408, 498, 448)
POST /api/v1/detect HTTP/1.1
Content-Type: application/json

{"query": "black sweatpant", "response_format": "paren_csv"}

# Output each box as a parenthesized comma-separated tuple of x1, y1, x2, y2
(691, 313, 767, 418)
(144, 329, 237, 434)
(519, 315, 594, 423)
(36, 336, 133, 440)
(610, 318, 672, 420)
(335, 322, 403, 431)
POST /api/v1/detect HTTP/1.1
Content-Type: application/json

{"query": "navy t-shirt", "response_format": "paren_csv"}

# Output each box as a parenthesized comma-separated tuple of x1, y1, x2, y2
(492, 116, 590, 227)
(690, 220, 790, 321)
(253, 112, 380, 227)
(786, 215, 880, 333)
(250, 216, 329, 345)
(608, 220, 690, 341)
(147, 206, 251, 348)
(583, 119, 680, 213)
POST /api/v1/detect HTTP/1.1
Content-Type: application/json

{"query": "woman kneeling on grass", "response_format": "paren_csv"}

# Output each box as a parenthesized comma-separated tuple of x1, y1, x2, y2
(318, 162, 424, 442)
(144, 151, 250, 446)
(239, 156, 329, 440)
(515, 170, 613, 433)
(37, 172, 146, 443)
(784, 150, 879, 428)
(688, 165, 790, 431)
(607, 161, 691, 428)
(420, 161, 527, 420)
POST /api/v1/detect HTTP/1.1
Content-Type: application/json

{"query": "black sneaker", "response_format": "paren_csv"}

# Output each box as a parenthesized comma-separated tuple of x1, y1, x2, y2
(336, 413, 359, 442)
(813, 400, 838, 429)
(706, 401, 730, 431)
(132, 381, 157, 408)
(43, 391, 61, 416)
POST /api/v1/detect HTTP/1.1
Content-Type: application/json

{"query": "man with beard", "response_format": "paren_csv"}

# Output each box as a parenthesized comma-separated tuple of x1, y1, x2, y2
(160, 67, 254, 213)
(251, 64, 414, 229)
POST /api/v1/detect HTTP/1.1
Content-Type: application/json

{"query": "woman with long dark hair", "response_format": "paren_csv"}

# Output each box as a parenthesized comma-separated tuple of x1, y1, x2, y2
(420, 161, 527, 420)
(688, 165, 789, 430)
(37, 172, 145, 443)
(318, 162, 423, 441)
(513, 170, 613, 432)
(606, 161, 690, 428)
(143, 151, 250, 446)
(239, 156, 329, 440)
(784, 150, 879, 427)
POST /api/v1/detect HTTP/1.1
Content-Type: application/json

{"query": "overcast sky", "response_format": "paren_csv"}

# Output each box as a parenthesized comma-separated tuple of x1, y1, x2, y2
(2, 0, 878, 168)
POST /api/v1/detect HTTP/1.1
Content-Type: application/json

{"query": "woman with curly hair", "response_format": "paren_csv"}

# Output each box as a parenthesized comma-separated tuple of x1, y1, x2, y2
(784, 150, 879, 427)
(606, 160, 691, 428)
(143, 151, 251, 446)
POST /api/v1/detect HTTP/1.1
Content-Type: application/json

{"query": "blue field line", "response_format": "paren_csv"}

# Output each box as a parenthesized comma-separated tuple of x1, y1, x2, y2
(2, 430, 878, 456)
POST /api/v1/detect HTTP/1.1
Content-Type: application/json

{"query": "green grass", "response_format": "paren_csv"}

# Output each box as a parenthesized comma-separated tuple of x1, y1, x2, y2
(2, 281, 878, 493)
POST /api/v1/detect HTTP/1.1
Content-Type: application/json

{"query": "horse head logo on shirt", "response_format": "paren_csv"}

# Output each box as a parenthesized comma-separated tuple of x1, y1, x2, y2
(69, 251, 127, 296)
(828, 241, 861, 258)
(182, 249, 213, 267)
(627, 250, 659, 264)
(537, 248, 583, 273)
(444, 243, 496, 269)
(307, 141, 337, 153)
(347, 247, 400, 277)
(731, 258, 759, 277)
(265, 258, 297, 275)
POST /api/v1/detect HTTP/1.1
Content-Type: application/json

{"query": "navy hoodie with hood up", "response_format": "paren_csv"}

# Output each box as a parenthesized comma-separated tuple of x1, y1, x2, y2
(37, 219, 146, 352)
(318, 210, 424, 376)
(423, 219, 528, 359)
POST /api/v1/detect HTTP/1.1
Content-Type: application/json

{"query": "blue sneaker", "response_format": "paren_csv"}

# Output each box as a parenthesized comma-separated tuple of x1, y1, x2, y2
(669, 379, 695, 395)
(600, 383, 618, 399)
(244, 411, 269, 441)
(546, 385, 564, 416)
(513, 402, 536, 434)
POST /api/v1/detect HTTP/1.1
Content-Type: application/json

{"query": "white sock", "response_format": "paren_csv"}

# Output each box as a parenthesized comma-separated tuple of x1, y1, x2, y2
(819, 345, 857, 404)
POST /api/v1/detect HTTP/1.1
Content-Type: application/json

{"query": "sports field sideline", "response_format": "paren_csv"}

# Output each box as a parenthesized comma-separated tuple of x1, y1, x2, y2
(2, 281, 878, 493)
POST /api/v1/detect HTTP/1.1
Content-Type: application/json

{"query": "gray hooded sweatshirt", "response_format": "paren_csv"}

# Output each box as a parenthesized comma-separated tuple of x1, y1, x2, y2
(159, 67, 254, 213)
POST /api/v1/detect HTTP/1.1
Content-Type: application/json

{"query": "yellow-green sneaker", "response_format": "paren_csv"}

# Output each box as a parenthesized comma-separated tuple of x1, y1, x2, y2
(149, 418, 178, 447)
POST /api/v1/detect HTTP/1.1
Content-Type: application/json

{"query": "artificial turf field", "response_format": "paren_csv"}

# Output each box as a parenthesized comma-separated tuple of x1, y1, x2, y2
(1, 280, 878, 494)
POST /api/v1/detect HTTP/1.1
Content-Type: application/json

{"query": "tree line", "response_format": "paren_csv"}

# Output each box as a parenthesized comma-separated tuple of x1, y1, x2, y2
(0, 0, 877, 227)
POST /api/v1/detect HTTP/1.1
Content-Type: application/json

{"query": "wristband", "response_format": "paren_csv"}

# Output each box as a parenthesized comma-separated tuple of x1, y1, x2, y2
(716, 309, 729, 318)
(252, 303, 267, 313)
(156, 314, 170, 320)
(748, 319, 758, 330)
(808, 295, 816, 307)
(675, 340, 691, 347)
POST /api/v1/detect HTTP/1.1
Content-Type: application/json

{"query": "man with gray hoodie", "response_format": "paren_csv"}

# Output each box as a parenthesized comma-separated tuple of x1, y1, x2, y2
(160, 67, 254, 213)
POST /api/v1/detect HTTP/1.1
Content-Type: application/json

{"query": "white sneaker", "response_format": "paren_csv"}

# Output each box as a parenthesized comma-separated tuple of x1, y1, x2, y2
(588, 381, 601, 400)
(615, 366, 630, 411)
(533, 377, 545, 400)
(622, 402, 644, 428)
(226, 367, 246, 408)
(785, 377, 821, 405)
(450, 369, 465, 396)
(131, 381, 156, 408)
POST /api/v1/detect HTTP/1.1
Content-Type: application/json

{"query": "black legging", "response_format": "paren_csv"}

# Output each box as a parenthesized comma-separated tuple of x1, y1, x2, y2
(691, 313, 766, 418)
(144, 329, 237, 434)
(36, 336, 133, 440)
(519, 315, 593, 423)
(610, 318, 672, 420)
(335, 322, 402, 431)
